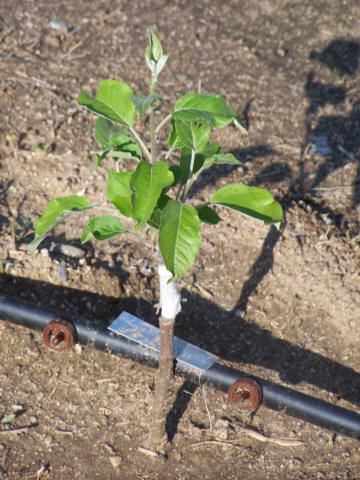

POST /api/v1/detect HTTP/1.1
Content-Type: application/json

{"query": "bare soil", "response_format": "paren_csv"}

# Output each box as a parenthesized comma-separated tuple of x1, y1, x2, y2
(0, 0, 359, 478)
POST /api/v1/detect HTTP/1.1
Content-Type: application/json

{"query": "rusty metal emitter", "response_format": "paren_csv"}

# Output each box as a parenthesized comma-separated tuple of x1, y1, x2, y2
(43, 318, 77, 352)
(228, 377, 263, 412)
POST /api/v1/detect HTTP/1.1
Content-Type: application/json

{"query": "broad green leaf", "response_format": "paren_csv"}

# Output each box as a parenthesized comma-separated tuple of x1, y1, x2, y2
(178, 147, 207, 185)
(203, 152, 242, 168)
(178, 148, 193, 185)
(145, 27, 163, 62)
(130, 161, 174, 228)
(210, 184, 283, 226)
(195, 205, 221, 224)
(172, 93, 238, 128)
(35, 196, 93, 235)
(175, 118, 210, 153)
(94, 117, 124, 148)
(78, 80, 136, 127)
(147, 193, 171, 229)
(81, 215, 126, 243)
(168, 165, 182, 187)
(168, 118, 184, 150)
(93, 118, 141, 165)
(159, 200, 201, 281)
(176, 146, 207, 187)
(198, 142, 223, 162)
(133, 92, 162, 117)
(29, 196, 93, 254)
(107, 171, 133, 217)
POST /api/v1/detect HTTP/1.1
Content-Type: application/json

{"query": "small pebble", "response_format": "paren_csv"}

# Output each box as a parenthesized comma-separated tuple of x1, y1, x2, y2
(50, 243, 85, 258)
(109, 456, 122, 468)
(50, 18, 70, 32)
(276, 47, 287, 57)
(174, 450, 181, 462)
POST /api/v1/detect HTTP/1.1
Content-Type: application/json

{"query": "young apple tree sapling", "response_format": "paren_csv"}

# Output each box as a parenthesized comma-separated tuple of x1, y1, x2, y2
(30, 28, 282, 454)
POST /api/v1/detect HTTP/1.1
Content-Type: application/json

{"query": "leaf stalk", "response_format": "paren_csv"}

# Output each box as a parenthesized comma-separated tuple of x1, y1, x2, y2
(128, 126, 152, 163)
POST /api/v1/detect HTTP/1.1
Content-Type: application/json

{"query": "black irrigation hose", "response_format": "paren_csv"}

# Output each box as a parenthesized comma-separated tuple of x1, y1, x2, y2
(0, 294, 359, 440)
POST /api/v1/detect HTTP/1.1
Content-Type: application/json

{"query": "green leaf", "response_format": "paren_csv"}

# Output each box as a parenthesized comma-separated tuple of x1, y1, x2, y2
(1, 414, 15, 424)
(16, 214, 33, 230)
(33, 142, 51, 151)
(94, 117, 124, 148)
(198, 142, 223, 162)
(172, 93, 238, 128)
(203, 152, 242, 169)
(78, 80, 136, 127)
(147, 193, 171, 229)
(93, 118, 141, 165)
(175, 118, 210, 153)
(210, 185, 283, 226)
(29, 196, 93, 254)
(178, 148, 193, 185)
(133, 92, 162, 117)
(159, 200, 201, 281)
(130, 161, 174, 228)
(168, 118, 184, 150)
(146, 27, 163, 62)
(35, 197, 93, 235)
(144, 28, 169, 76)
(107, 171, 133, 217)
(168, 165, 182, 187)
(154, 54, 169, 75)
(81, 215, 126, 243)
(195, 205, 221, 224)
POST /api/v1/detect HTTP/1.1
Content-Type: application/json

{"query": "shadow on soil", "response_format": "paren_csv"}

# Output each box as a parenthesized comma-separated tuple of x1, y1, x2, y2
(171, 39, 360, 438)
(303, 39, 360, 207)
(0, 271, 359, 441)
(192, 38, 360, 233)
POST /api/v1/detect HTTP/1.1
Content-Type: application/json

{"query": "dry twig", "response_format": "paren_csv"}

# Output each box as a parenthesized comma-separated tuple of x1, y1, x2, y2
(188, 427, 304, 449)
(0, 425, 34, 435)
(242, 427, 304, 446)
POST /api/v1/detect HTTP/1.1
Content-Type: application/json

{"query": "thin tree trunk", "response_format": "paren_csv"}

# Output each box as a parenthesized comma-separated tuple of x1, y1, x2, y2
(147, 316, 175, 453)
(145, 255, 180, 454)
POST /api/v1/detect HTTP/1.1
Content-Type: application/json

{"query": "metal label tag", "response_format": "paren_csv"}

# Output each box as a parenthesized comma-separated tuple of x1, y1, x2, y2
(108, 311, 218, 373)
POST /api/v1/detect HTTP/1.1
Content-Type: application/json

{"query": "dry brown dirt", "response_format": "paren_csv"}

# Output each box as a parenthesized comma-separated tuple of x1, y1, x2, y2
(0, 0, 359, 478)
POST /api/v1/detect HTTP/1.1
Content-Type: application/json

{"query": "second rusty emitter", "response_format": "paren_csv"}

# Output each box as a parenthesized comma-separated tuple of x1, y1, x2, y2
(228, 377, 263, 413)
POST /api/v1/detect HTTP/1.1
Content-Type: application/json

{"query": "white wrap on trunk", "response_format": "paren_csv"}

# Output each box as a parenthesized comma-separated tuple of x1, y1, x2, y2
(158, 262, 181, 321)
